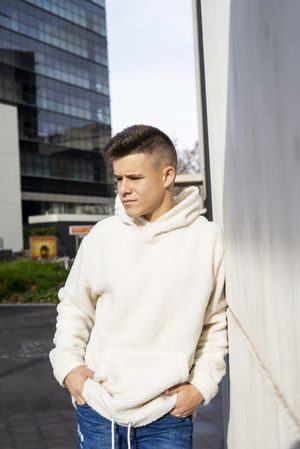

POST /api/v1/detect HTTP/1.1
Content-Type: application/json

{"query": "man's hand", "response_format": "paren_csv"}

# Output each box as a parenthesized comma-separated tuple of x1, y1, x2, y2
(64, 365, 94, 405)
(164, 382, 204, 417)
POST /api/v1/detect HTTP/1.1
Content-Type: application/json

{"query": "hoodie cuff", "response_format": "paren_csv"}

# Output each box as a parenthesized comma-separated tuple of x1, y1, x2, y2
(49, 349, 85, 387)
(188, 368, 219, 405)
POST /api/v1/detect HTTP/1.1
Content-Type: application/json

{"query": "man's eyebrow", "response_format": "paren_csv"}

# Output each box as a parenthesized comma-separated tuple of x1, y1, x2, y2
(126, 173, 144, 177)
(114, 173, 143, 177)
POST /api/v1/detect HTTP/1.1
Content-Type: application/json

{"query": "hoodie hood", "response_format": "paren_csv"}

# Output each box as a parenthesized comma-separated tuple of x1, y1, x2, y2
(114, 186, 204, 241)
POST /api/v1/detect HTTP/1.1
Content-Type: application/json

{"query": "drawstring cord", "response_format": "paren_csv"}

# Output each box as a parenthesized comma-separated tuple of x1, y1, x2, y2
(111, 419, 133, 449)
(127, 422, 132, 449)
(111, 419, 115, 449)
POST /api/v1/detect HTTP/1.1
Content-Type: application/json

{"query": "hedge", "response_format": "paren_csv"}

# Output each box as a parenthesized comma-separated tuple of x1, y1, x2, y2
(0, 258, 68, 304)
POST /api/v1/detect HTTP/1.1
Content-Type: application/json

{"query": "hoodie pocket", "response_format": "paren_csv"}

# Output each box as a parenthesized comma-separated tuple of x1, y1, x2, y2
(93, 348, 190, 409)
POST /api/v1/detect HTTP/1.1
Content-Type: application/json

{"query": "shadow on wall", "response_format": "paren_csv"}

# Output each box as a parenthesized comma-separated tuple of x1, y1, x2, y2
(290, 443, 300, 449)
(223, 353, 230, 447)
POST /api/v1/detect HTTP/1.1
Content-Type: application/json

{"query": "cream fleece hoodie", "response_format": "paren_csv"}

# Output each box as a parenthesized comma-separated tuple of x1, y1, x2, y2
(49, 186, 228, 427)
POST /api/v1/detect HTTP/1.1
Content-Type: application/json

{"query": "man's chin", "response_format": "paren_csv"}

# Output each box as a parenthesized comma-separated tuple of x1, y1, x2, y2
(124, 207, 145, 218)
(123, 203, 149, 218)
(126, 210, 141, 218)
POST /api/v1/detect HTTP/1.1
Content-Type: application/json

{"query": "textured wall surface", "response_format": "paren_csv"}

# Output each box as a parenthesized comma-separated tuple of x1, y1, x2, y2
(0, 103, 23, 251)
(201, 0, 230, 226)
(200, 0, 300, 447)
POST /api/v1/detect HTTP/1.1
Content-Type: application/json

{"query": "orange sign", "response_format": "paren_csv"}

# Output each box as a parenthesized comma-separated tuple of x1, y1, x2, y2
(69, 225, 93, 236)
(30, 236, 57, 260)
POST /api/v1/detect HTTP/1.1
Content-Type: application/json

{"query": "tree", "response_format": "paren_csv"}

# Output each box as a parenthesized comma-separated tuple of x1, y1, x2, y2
(177, 141, 201, 174)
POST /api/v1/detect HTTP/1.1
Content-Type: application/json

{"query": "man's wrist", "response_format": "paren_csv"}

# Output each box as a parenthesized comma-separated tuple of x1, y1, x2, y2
(188, 383, 205, 403)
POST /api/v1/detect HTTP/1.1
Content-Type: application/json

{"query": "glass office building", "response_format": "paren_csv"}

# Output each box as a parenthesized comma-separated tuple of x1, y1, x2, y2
(0, 0, 114, 223)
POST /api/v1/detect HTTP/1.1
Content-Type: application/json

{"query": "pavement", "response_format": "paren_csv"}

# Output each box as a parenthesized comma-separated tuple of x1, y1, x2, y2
(0, 305, 226, 449)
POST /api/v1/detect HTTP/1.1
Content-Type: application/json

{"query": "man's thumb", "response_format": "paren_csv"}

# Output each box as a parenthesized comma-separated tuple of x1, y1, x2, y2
(164, 386, 180, 395)
(84, 368, 94, 379)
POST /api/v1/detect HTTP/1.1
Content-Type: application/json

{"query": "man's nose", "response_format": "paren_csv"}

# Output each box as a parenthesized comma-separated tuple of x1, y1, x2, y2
(119, 178, 131, 195)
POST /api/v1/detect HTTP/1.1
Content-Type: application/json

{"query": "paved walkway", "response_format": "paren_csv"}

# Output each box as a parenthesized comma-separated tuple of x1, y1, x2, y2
(0, 305, 226, 449)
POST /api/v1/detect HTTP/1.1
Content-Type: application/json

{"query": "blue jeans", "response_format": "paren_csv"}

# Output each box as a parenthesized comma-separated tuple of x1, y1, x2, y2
(76, 403, 193, 449)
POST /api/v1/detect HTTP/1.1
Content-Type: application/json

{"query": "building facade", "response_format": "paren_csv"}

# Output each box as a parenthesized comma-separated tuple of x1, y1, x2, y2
(0, 0, 114, 228)
(0, 103, 23, 252)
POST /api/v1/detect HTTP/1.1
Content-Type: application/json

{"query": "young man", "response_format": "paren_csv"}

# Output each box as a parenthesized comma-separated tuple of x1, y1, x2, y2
(49, 124, 228, 449)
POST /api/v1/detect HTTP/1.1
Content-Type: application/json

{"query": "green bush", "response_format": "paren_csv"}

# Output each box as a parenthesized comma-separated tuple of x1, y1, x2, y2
(0, 258, 68, 304)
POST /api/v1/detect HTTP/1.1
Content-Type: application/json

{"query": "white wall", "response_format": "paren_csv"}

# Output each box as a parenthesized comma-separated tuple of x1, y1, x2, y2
(198, 0, 300, 447)
(200, 0, 230, 226)
(0, 103, 23, 252)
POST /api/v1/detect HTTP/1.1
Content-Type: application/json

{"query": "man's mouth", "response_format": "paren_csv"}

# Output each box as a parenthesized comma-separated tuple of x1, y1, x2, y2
(122, 200, 136, 204)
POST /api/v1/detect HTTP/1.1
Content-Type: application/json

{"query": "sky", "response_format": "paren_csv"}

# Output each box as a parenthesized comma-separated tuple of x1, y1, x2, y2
(105, 0, 199, 153)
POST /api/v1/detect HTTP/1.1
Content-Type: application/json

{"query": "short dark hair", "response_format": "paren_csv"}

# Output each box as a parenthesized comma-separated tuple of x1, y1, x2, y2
(103, 124, 177, 168)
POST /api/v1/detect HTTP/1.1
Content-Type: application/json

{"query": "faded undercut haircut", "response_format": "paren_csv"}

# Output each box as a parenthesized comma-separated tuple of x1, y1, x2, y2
(102, 124, 177, 169)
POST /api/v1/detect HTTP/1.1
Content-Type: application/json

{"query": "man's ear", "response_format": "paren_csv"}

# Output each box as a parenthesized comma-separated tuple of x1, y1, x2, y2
(163, 166, 176, 187)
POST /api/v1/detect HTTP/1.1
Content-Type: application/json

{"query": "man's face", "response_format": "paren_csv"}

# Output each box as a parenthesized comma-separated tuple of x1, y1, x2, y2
(113, 152, 170, 221)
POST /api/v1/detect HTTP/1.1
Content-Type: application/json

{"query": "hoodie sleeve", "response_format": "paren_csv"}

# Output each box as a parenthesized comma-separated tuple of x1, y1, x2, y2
(188, 225, 228, 405)
(49, 235, 98, 387)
